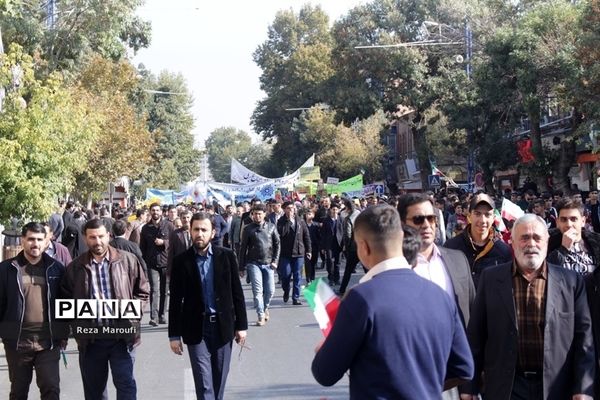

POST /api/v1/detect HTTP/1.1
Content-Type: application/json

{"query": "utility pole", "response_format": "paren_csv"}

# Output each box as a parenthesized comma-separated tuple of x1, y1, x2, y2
(465, 20, 475, 192)
(46, 0, 56, 29)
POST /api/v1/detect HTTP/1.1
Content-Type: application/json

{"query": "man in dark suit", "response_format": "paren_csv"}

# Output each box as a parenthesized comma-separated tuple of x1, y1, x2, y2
(319, 202, 343, 286)
(168, 212, 248, 400)
(110, 219, 147, 276)
(398, 193, 475, 399)
(397, 193, 475, 326)
(465, 213, 595, 400)
(166, 209, 192, 277)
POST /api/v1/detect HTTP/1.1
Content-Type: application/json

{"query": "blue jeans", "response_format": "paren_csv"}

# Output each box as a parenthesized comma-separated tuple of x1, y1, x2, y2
(278, 257, 304, 300)
(246, 263, 274, 318)
(78, 339, 136, 400)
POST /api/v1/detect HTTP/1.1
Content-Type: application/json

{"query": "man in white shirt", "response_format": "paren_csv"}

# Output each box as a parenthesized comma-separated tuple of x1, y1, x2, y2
(397, 193, 476, 399)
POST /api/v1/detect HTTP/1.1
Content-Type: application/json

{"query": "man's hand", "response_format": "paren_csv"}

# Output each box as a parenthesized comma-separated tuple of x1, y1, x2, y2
(572, 395, 593, 400)
(170, 339, 183, 355)
(314, 338, 325, 353)
(60, 339, 68, 350)
(239, 270, 245, 278)
(306, 253, 311, 260)
(154, 238, 165, 246)
(235, 330, 247, 345)
(270, 262, 277, 270)
(561, 227, 578, 250)
(459, 395, 478, 400)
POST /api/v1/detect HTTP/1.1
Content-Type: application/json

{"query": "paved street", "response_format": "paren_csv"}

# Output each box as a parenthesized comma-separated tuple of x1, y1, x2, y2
(0, 265, 361, 399)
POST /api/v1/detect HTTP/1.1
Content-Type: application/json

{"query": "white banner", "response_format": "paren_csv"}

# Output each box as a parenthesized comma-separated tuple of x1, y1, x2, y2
(230, 154, 315, 186)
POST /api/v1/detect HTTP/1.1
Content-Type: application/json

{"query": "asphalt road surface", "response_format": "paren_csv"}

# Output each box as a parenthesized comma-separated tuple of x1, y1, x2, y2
(0, 264, 361, 399)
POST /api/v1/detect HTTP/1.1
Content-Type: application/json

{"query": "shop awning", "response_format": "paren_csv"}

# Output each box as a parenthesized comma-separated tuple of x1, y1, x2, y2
(577, 152, 600, 163)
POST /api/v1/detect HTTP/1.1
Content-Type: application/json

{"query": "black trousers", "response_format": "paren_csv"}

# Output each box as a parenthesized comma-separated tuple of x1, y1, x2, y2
(323, 241, 341, 284)
(149, 267, 168, 320)
(510, 374, 543, 400)
(4, 344, 60, 400)
(187, 316, 233, 400)
(338, 249, 360, 294)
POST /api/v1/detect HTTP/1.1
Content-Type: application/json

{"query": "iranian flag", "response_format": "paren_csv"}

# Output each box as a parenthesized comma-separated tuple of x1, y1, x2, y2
(303, 278, 341, 337)
(501, 198, 525, 221)
(494, 209, 507, 232)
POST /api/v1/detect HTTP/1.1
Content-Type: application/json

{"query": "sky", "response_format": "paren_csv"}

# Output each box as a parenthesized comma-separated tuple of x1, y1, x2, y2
(133, 0, 366, 148)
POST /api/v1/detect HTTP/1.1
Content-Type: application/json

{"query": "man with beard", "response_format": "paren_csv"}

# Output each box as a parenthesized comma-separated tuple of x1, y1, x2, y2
(140, 203, 174, 326)
(167, 209, 193, 277)
(169, 212, 247, 400)
(0, 222, 68, 400)
(61, 218, 149, 400)
(239, 204, 280, 326)
(465, 214, 595, 400)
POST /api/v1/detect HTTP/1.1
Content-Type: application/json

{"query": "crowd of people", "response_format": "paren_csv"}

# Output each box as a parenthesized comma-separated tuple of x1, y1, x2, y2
(1, 185, 600, 399)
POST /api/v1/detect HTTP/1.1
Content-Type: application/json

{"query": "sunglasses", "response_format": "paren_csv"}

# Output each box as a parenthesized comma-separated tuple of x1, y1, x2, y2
(408, 215, 437, 225)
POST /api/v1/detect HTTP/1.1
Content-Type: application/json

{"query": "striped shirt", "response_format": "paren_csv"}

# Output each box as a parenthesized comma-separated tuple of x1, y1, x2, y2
(90, 255, 113, 323)
(512, 261, 547, 371)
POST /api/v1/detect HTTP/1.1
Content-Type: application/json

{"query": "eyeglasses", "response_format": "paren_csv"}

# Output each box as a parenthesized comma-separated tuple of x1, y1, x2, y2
(407, 215, 437, 225)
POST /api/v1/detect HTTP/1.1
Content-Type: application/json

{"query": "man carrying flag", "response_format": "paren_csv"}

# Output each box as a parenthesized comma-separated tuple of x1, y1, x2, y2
(311, 204, 473, 398)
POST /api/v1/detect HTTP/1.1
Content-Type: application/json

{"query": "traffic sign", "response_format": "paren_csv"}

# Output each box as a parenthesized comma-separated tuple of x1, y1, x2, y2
(428, 175, 441, 188)
(374, 184, 384, 195)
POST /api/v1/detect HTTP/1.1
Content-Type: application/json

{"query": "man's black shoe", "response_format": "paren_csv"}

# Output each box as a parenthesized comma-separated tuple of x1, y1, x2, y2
(149, 319, 158, 327)
(293, 299, 302, 306)
(283, 291, 289, 303)
(159, 317, 167, 324)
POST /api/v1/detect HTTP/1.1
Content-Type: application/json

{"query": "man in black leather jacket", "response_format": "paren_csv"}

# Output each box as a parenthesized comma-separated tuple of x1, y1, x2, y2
(239, 203, 280, 326)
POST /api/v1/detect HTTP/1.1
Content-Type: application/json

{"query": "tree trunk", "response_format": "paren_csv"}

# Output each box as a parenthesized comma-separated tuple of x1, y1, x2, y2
(411, 112, 430, 191)
(552, 110, 581, 195)
(528, 109, 549, 192)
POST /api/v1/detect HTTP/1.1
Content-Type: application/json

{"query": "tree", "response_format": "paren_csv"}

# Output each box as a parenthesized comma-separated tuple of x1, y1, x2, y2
(72, 55, 155, 199)
(205, 127, 273, 182)
(136, 69, 201, 188)
(252, 4, 334, 171)
(0, 0, 151, 75)
(0, 44, 98, 223)
(295, 107, 387, 181)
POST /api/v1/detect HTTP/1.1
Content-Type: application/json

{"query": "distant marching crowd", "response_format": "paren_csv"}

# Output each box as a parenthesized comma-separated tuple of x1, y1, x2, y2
(2, 185, 600, 399)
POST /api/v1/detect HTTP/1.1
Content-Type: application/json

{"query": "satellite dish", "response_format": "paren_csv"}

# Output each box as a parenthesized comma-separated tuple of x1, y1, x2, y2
(455, 55, 464, 63)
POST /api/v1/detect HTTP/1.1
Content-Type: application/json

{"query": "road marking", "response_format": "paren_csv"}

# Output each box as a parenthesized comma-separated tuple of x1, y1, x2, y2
(185, 367, 195, 400)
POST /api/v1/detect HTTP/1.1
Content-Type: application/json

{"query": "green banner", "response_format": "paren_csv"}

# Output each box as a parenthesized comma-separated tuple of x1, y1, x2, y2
(299, 166, 321, 181)
(327, 174, 363, 194)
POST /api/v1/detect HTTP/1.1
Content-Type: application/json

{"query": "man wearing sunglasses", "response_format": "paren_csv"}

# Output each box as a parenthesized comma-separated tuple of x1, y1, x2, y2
(398, 193, 475, 399)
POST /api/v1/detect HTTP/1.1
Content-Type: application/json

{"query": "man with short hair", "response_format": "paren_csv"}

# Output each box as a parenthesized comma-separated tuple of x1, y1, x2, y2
(169, 212, 248, 400)
(167, 210, 193, 277)
(444, 193, 512, 288)
(43, 223, 72, 267)
(0, 222, 68, 400)
(61, 219, 149, 400)
(533, 198, 556, 229)
(398, 193, 475, 326)
(110, 219, 147, 277)
(140, 203, 174, 326)
(547, 198, 600, 399)
(128, 208, 148, 245)
(320, 203, 343, 286)
(239, 204, 280, 326)
(312, 205, 474, 398)
(586, 189, 600, 233)
(465, 214, 595, 400)
(276, 201, 311, 305)
(48, 204, 65, 243)
(228, 205, 244, 256)
(205, 205, 227, 247)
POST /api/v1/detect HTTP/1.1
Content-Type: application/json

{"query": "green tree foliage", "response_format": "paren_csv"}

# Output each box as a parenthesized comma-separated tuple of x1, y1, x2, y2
(0, 0, 151, 74)
(252, 4, 334, 171)
(72, 55, 155, 199)
(205, 127, 273, 182)
(0, 44, 98, 222)
(137, 69, 201, 188)
(294, 107, 387, 181)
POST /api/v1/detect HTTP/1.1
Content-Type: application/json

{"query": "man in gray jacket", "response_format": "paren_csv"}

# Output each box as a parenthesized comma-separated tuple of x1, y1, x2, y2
(239, 204, 280, 326)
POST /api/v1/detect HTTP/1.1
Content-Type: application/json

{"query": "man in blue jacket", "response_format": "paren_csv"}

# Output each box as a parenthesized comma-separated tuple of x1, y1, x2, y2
(0, 222, 68, 400)
(311, 205, 474, 399)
